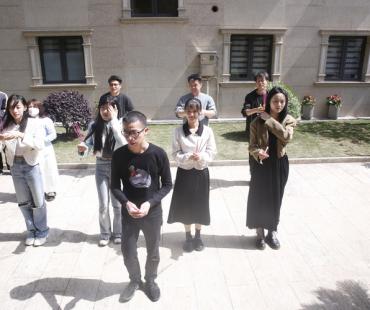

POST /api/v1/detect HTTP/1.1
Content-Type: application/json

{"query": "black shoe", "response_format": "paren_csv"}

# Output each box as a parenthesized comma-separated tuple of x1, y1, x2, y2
(256, 237, 266, 250)
(266, 232, 280, 250)
(183, 238, 194, 252)
(145, 280, 160, 302)
(45, 192, 56, 202)
(120, 280, 142, 302)
(193, 238, 204, 251)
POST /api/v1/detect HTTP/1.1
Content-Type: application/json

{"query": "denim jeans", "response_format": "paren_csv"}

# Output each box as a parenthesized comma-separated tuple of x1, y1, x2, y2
(95, 158, 121, 240)
(10, 157, 49, 238)
(121, 207, 162, 282)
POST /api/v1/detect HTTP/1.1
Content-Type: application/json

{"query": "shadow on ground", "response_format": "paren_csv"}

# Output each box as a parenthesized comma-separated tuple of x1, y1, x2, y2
(300, 280, 370, 310)
(10, 277, 130, 310)
(210, 178, 249, 189)
(220, 130, 248, 142)
(0, 228, 121, 255)
(160, 232, 257, 260)
(363, 163, 370, 169)
(0, 192, 17, 204)
(58, 168, 94, 177)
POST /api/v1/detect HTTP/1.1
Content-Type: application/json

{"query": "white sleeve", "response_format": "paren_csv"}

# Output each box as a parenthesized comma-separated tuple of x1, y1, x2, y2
(43, 117, 57, 143)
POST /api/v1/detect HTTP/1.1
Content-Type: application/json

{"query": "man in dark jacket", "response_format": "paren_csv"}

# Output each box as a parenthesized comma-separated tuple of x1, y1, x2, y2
(99, 75, 133, 118)
(241, 71, 269, 139)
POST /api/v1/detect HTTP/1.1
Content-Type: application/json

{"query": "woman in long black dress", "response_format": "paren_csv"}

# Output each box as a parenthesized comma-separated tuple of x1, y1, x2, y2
(247, 87, 296, 250)
(168, 98, 217, 252)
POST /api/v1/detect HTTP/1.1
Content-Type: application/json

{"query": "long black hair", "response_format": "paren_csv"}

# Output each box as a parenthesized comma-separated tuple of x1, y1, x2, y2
(85, 96, 119, 153)
(3, 94, 28, 132)
(264, 86, 289, 123)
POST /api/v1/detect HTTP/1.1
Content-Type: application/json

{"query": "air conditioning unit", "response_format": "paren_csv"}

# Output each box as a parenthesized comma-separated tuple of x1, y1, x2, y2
(199, 51, 217, 77)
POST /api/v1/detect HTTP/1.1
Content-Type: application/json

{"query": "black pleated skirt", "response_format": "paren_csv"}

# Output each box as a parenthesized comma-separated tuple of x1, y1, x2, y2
(167, 167, 210, 225)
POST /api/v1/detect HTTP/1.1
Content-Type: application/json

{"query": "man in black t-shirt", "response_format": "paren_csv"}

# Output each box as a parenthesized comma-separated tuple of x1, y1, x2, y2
(241, 72, 269, 174)
(241, 71, 269, 139)
(99, 75, 133, 118)
(111, 111, 172, 303)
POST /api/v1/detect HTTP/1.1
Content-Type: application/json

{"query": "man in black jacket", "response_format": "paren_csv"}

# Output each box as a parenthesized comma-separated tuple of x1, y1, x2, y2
(241, 71, 269, 138)
(111, 111, 172, 303)
(99, 75, 133, 118)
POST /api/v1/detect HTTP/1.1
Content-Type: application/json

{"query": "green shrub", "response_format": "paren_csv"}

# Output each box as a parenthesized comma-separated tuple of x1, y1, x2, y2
(268, 81, 301, 119)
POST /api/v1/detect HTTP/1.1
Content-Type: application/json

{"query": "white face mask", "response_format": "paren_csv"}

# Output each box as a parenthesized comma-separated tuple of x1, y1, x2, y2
(28, 107, 39, 117)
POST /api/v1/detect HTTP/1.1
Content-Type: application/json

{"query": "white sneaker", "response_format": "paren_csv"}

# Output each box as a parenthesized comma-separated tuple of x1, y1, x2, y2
(113, 237, 121, 244)
(99, 239, 110, 247)
(34, 237, 47, 247)
(25, 237, 35, 246)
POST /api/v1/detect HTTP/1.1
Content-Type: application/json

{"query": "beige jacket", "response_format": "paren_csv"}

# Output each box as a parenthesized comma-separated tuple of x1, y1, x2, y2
(249, 114, 297, 161)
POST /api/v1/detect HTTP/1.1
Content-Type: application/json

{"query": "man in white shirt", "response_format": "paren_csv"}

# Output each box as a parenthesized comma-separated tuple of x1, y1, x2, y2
(175, 74, 217, 126)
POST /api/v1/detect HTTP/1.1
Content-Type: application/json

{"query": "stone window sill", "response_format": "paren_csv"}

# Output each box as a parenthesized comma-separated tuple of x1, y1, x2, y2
(30, 83, 97, 90)
(219, 81, 256, 88)
(120, 17, 188, 24)
(315, 81, 370, 87)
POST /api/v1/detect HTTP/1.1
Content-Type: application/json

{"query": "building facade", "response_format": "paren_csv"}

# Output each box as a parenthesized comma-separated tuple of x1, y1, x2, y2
(0, 0, 369, 119)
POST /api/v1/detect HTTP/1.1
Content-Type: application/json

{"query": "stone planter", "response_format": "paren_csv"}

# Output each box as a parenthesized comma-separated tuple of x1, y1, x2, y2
(328, 105, 340, 120)
(301, 105, 314, 120)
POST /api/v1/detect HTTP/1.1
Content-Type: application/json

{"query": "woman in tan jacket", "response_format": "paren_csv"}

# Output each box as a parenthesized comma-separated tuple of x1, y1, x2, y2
(247, 87, 297, 250)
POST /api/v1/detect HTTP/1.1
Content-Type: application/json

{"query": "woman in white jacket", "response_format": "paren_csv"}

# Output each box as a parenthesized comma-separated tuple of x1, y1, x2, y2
(0, 94, 49, 246)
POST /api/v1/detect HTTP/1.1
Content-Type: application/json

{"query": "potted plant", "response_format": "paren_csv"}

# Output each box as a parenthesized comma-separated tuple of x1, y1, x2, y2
(301, 95, 316, 120)
(326, 94, 342, 119)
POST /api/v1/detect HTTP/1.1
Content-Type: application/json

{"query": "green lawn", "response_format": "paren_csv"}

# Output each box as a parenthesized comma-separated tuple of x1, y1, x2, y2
(53, 120, 370, 163)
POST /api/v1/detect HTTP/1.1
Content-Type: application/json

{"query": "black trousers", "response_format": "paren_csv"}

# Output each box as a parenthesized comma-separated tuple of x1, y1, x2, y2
(121, 208, 162, 282)
(0, 150, 3, 171)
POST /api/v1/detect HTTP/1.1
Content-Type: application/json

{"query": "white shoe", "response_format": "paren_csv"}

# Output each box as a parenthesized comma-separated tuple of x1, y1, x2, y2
(99, 239, 110, 247)
(34, 237, 47, 247)
(25, 237, 35, 246)
(113, 237, 121, 244)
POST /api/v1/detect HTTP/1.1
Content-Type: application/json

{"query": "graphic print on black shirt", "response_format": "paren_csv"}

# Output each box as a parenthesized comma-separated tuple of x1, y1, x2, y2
(128, 165, 152, 188)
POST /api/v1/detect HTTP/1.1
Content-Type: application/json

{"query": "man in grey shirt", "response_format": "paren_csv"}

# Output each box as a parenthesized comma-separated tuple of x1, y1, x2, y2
(175, 74, 216, 126)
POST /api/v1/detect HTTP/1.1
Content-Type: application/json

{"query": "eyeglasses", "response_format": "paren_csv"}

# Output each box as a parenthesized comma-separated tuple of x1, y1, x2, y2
(122, 128, 145, 139)
(109, 83, 120, 87)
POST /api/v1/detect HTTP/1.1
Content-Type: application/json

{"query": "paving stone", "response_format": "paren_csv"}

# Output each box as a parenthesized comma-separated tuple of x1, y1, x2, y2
(0, 163, 369, 309)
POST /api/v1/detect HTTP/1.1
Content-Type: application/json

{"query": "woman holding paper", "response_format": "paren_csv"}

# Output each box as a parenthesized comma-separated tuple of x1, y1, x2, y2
(167, 98, 217, 252)
(247, 87, 296, 250)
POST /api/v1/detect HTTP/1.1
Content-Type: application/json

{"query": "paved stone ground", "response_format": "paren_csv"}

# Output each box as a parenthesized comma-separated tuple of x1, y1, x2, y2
(0, 162, 370, 310)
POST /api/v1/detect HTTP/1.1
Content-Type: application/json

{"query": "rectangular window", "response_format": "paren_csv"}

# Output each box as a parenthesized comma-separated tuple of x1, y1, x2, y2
(325, 36, 366, 81)
(131, 0, 178, 17)
(39, 36, 86, 84)
(230, 35, 272, 81)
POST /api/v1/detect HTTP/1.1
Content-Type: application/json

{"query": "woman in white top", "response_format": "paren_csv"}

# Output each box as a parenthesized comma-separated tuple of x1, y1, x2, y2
(27, 99, 59, 202)
(77, 96, 127, 247)
(0, 94, 49, 246)
(167, 98, 217, 252)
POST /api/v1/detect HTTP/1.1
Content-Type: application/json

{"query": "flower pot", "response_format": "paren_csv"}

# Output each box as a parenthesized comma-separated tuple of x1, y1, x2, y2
(328, 105, 340, 120)
(302, 105, 314, 120)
